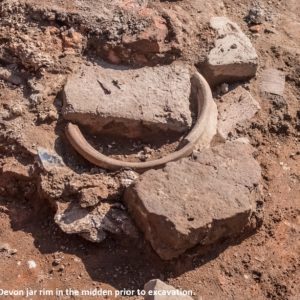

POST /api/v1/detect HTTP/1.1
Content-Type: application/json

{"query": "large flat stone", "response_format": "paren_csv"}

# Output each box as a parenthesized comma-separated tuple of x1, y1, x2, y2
(201, 17, 258, 86)
(63, 63, 192, 138)
(217, 86, 261, 140)
(124, 142, 262, 260)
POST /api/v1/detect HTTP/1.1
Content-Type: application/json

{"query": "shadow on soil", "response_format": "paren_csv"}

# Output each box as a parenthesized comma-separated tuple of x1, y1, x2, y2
(1, 195, 259, 291)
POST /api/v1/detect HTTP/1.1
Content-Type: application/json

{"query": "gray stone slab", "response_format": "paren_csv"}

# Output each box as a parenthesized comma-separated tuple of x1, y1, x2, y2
(201, 17, 258, 86)
(63, 63, 193, 138)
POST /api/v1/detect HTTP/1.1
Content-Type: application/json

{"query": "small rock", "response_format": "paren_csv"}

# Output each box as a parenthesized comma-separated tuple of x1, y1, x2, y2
(249, 25, 262, 33)
(27, 260, 37, 269)
(246, 6, 265, 24)
(107, 50, 121, 64)
(144, 279, 193, 300)
(0, 206, 9, 214)
(38, 112, 48, 122)
(220, 83, 229, 94)
(192, 150, 199, 159)
(10, 104, 23, 116)
(38, 110, 59, 123)
(136, 151, 147, 162)
(119, 170, 139, 188)
(9, 248, 18, 255)
(201, 17, 258, 86)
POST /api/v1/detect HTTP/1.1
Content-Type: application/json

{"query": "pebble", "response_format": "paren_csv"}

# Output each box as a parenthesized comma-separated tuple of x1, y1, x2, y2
(221, 83, 229, 94)
(119, 170, 139, 188)
(73, 257, 81, 263)
(47, 110, 58, 121)
(27, 260, 37, 269)
(136, 151, 147, 162)
(249, 25, 262, 33)
(247, 6, 265, 24)
(10, 104, 23, 116)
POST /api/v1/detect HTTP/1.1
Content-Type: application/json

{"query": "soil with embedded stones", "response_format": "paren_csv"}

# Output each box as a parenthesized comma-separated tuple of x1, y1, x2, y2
(0, 0, 299, 299)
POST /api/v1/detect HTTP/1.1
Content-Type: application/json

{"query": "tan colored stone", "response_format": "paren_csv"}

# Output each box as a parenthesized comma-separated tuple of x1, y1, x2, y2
(217, 86, 261, 140)
(201, 17, 258, 86)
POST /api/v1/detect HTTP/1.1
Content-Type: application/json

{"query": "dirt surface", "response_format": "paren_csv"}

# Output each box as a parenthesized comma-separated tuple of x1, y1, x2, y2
(0, 0, 299, 300)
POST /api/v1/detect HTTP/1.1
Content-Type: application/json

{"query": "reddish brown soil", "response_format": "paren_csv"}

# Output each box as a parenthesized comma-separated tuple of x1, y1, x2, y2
(0, 0, 299, 299)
